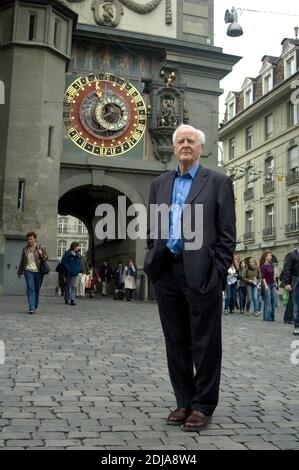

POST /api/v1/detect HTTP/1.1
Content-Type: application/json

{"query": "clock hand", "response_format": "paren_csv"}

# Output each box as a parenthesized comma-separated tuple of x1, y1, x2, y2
(95, 80, 103, 99)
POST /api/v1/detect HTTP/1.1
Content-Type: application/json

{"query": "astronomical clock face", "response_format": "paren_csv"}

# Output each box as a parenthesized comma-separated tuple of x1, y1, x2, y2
(63, 73, 147, 157)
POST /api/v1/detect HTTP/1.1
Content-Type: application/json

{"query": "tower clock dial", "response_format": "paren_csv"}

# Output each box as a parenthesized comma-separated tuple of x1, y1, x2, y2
(63, 73, 147, 157)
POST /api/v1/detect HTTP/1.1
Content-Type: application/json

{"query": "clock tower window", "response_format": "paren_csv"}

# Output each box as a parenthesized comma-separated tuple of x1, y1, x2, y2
(28, 13, 36, 41)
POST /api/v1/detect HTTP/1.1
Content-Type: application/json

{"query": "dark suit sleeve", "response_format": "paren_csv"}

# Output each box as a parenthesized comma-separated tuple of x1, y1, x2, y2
(283, 253, 293, 285)
(214, 177, 236, 276)
(146, 180, 157, 250)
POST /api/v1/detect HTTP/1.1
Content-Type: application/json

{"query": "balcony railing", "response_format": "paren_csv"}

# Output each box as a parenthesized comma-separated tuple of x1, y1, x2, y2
(243, 232, 254, 242)
(285, 222, 299, 234)
(244, 187, 254, 200)
(286, 168, 299, 186)
(263, 180, 274, 193)
(262, 227, 276, 239)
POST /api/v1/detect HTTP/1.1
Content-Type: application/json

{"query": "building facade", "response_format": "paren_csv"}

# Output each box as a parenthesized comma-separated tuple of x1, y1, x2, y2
(57, 215, 89, 260)
(0, 0, 239, 294)
(219, 38, 299, 270)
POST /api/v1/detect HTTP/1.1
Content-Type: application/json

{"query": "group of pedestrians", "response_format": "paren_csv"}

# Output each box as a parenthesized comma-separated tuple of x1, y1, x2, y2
(17, 234, 138, 313)
(57, 243, 137, 304)
(223, 249, 299, 335)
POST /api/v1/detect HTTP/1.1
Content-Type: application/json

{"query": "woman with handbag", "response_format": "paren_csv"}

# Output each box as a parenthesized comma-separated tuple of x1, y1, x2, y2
(17, 231, 48, 314)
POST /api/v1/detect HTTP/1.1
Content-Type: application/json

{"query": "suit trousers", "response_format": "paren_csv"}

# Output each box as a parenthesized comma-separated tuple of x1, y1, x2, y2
(153, 255, 222, 417)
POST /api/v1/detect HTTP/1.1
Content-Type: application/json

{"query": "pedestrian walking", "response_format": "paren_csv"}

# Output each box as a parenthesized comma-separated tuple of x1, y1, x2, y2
(113, 261, 125, 300)
(255, 259, 263, 314)
(123, 259, 137, 301)
(17, 231, 48, 314)
(77, 254, 88, 298)
(61, 242, 81, 306)
(224, 260, 238, 314)
(243, 257, 260, 316)
(86, 265, 97, 298)
(238, 260, 247, 314)
(100, 260, 113, 297)
(260, 251, 277, 322)
(55, 261, 66, 297)
(280, 258, 294, 324)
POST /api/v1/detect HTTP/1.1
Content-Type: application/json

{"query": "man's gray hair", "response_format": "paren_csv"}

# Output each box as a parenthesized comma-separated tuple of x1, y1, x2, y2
(172, 124, 206, 146)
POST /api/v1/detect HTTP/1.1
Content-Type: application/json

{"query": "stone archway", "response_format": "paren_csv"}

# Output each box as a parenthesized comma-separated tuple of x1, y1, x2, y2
(58, 170, 147, 271)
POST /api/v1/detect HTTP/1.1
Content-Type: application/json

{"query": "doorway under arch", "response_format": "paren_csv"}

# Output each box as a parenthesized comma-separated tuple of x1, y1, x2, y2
(58, 184, 137, 269)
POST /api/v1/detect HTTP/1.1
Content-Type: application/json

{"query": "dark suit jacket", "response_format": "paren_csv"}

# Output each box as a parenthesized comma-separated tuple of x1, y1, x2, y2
(283, 250, 299, 290)
(143, 165, 236, 294)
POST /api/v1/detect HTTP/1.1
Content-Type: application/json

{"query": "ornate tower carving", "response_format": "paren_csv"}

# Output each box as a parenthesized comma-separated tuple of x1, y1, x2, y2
(148, 64, 188, 163)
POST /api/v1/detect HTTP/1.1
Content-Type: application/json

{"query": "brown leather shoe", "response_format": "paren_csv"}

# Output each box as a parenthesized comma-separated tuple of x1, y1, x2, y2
(167, 408, 188, 426)
(181, 410, 211, 432)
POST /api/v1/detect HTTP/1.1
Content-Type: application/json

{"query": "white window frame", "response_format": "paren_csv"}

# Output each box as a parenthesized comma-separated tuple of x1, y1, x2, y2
(262, 70, 273, 94)
(57, 240, 67, 258)
(265, 113, 274, 139)
(265, 157, 274, 182)
(244, 85, 253, 108)
(285, 53, 296, 79)
(80, 241, 87, 256)
(265, 204, 275, 230)
(288, 101, 299, 126)
(246, 167, 254, 190)
(227, 100, 236, 120)
(78, 220, 88, 235)
(245, 210, 254, 234)
(289, 145, 299, 171)
(289, 198, 299, 225)
(58, 217, 68, 234)
(245, 125, 253, 151)
(228, 136, 236, 160)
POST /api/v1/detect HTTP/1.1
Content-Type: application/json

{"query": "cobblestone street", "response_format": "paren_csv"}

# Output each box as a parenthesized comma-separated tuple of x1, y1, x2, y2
(0, 295, 298, 450)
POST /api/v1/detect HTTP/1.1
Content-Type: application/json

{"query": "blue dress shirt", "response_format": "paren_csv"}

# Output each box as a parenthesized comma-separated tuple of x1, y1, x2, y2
(166, 161, 200, 253)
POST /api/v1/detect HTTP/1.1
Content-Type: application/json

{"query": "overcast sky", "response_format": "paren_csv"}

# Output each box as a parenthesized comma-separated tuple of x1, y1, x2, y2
(213, 0, 299, 121)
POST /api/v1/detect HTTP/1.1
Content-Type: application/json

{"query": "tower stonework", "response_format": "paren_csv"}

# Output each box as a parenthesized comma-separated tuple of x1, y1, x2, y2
(0, 0, 77, 293)
(0, 0, 240, 295)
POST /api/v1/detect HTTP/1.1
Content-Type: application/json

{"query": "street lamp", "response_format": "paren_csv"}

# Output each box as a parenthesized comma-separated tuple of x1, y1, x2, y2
(225, 7, 243, 37)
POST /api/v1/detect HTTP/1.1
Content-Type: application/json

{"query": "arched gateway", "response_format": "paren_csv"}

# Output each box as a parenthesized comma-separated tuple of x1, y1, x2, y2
(58, 170, 147, 270)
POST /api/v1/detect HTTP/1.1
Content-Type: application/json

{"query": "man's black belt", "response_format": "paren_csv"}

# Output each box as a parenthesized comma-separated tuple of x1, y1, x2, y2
(165, 249, 183, 262)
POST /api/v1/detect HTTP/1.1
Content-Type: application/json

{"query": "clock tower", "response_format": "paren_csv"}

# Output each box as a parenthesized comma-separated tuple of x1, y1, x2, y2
(0, 0, 240, 295)
(0, 0, 77, 294)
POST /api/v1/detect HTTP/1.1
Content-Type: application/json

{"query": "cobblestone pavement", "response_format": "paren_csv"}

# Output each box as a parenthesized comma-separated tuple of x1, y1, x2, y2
(0, 295, 298, 450)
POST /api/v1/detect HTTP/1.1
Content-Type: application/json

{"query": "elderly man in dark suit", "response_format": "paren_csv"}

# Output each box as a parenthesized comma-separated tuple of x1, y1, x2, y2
(283, 248, 299, 335)
(144, 124, 236, 432)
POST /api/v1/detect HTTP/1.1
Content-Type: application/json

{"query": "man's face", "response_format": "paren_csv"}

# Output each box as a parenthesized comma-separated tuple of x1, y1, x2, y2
(173, 129, 203, 166)
(27, 236, 36, 247)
